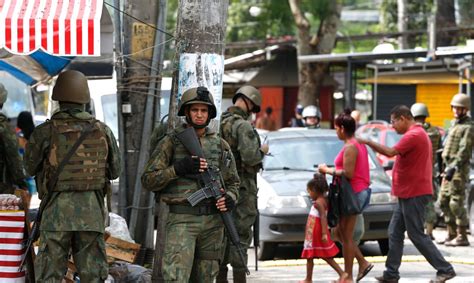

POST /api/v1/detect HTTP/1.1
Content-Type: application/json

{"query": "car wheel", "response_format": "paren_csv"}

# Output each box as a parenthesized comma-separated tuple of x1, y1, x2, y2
(258, 241, 277, 260)
(378, 239, 389, 255)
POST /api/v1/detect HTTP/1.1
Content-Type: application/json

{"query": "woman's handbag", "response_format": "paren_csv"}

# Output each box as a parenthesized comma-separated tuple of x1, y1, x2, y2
(337, 175, 362, 215)
(327, 177, 340, 228)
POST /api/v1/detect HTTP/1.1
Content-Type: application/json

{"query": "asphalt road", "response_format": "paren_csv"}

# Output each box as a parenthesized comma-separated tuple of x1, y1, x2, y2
(232, 228, 474, 282)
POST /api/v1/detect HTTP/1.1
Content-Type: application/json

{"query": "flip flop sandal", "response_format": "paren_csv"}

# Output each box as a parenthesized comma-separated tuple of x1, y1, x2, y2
(356, 263, 374, 282)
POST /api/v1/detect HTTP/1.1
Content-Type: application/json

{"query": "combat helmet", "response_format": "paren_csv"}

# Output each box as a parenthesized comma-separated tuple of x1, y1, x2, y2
(410, 103, 430, 118)
(178, 86, 217, 118)
(302, 105, 322, 119)
(0, 83, 7, 104)
(233, 85, 262, 113)
(52, 70, 90, 104)
(450, 93, 470, 110)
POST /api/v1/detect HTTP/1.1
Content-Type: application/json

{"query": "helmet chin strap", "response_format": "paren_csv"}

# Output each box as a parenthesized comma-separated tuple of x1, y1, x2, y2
(241, 97, 254, 114)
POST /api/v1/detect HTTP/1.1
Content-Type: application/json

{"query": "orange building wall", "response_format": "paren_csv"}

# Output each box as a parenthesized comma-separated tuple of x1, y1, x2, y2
(416, 84, 457, 129)
(257, 87, 284, 129)
(319, 86, 334, 122)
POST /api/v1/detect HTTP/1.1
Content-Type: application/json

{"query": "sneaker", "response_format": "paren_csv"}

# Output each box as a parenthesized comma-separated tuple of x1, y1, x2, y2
(375, 275, 399, 283)
(430, 271, 456, 283)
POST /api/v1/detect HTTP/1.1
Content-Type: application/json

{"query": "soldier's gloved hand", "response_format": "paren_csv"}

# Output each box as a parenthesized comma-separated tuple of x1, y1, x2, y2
(444, 167, 456, 182)
(173, 156, 200, 176)
(224, 194, 235, 211)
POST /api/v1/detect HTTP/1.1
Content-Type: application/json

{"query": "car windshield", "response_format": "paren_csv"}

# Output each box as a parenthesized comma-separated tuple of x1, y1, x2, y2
(264, 136, 378, 171)
(385, 131, 403, 147)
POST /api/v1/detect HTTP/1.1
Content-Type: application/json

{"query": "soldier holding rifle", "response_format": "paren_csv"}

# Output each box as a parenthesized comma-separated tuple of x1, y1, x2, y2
(142, 86, 240, 282)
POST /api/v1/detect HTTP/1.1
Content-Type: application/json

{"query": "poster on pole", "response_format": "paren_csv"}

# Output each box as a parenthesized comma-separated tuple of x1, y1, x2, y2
(178, 52, 224, 129)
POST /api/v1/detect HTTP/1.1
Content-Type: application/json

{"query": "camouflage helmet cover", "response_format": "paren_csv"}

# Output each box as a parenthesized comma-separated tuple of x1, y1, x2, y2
(410, 102, 430, 117)
(52, 70, 90, 104)
(233, 85, 262, 113)
(0, 83, 7, 104)
(450, 93, 470, 110)
(177, 86, 217, 118)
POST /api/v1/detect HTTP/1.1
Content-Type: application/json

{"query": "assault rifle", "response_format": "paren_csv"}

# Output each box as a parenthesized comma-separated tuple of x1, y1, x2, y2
(176, 127, 250, 275)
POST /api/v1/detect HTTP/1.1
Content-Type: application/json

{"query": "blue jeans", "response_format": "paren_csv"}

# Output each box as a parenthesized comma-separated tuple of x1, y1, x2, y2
(356, 188, 371, 212)
(383, 195, 454, 280)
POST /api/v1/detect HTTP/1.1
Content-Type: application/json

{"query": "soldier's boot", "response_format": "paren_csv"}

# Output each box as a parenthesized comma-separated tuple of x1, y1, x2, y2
(233, 270, 247, 283)
(216, 268, 228, 283)
(436, 225, 456, 245)
(445, 227, 470, 247)
(425, 223, 435, 240)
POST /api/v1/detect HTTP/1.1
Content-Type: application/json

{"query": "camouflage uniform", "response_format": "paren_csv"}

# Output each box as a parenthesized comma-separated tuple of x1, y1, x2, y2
(142, 122, 239, 283)
(439, 115, 473, 244)
(25, 71, 121, 282)
(0, 112, 27, 192)
(423, 123, 441, 231)
(219, 106, 264, 279)
(149, 120, 168, 155)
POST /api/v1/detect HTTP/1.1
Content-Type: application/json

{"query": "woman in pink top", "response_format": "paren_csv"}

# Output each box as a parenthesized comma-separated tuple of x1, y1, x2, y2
(319, 109, 373, 283)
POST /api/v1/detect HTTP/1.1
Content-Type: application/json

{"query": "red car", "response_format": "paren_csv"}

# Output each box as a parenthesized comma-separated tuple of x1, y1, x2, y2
(356, 121, 403, 176)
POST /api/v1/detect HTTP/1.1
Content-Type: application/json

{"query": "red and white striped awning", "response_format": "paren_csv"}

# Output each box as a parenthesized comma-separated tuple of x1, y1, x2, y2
(0, 0, 103, 56)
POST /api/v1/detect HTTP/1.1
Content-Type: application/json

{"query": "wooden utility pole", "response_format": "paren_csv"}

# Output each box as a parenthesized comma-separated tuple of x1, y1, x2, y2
(119, 0, 162, 252)
(168, 0, 229, 128)
(152, 0, 229, 281)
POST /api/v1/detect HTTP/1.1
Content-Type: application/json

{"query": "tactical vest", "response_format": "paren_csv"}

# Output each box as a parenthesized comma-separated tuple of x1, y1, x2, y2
(47, 118, 108, 192)
(424, 123, 441, 167)
(220, 113, 261, 176)
(442, 117, 473, 179)
(162, 128, 224, 202)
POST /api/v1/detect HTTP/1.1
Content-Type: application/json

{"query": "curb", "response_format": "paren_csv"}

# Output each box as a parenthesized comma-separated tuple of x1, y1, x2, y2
(258, 255, 474, 267)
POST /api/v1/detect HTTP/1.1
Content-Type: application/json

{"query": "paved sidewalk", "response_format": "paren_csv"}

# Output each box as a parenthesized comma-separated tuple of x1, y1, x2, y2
(239, 229, 474, 282)
(245, 256, 473, 282)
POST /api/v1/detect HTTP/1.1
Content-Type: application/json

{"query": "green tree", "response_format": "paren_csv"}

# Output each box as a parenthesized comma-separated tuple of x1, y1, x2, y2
(225, 0, 342, 106)
(383, 0, 431, 47)
(289, 0, 341, 107)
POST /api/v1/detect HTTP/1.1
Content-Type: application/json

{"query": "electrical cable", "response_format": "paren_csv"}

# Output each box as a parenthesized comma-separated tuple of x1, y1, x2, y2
(104, 2, 175, 38)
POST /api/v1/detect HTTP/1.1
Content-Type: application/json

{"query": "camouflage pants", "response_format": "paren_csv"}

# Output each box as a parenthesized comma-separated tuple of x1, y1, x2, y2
(424, 180, 439, 225)
(220, 190, 257, 273)
(162, 212, 224, 283)
(35, 230, 108, 283)
(439, 178, 468, 227)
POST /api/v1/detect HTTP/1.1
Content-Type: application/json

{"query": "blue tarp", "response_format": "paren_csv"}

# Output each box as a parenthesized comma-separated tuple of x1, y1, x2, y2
(0, 51, 72, 85)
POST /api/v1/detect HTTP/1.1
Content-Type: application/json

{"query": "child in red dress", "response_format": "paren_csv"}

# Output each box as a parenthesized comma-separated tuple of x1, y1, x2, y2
(299, 173, 348, 283)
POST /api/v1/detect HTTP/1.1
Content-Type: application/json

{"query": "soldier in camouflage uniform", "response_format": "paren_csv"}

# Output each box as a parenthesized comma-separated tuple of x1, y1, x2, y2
(141, 86, 240, 283)
(437, 93, 472, 247)
(24, 70, 121, 282)
(0, 83, 27, 193)
(217, 86, 269, 283)
(411, 103, 442, 240)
